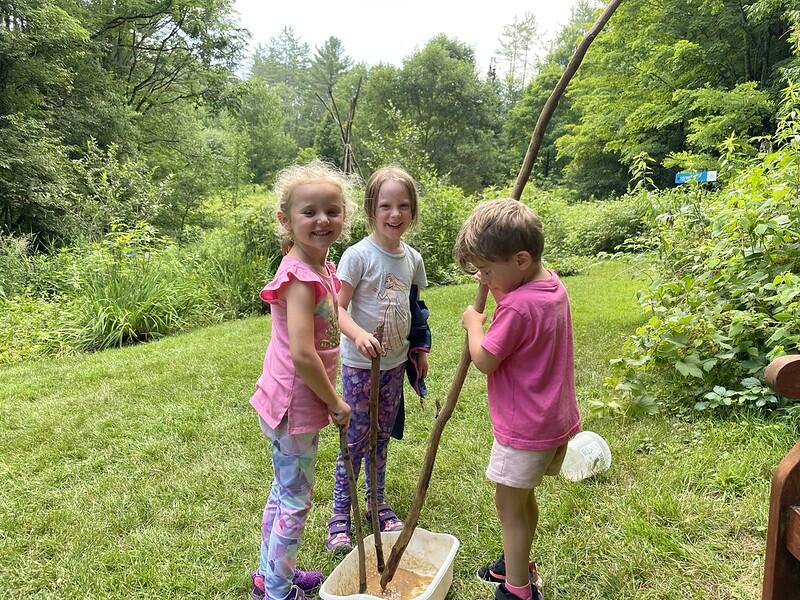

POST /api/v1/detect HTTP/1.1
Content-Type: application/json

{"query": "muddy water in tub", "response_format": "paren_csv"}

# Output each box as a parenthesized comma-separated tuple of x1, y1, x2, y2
(363, 568, 434, 600)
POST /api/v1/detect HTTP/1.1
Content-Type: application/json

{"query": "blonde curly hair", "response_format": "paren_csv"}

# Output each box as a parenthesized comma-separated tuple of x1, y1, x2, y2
(272, 160, 360, 247)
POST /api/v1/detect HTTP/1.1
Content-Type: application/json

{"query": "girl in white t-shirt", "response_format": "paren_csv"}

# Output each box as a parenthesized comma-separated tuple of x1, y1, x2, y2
(325, 166, 428, 553)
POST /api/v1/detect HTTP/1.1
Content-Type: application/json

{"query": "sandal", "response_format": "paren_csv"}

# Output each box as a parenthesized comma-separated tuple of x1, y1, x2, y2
(366, 503, 404, 532)
(325, 514, 353, 553)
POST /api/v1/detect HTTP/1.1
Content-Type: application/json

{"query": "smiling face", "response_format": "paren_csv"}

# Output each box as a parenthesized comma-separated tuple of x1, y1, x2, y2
(370, 179, 413, 251)
(279, 182, 344, 261)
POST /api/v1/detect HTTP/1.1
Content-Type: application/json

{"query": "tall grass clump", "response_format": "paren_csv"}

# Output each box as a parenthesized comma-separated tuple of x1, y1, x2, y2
(605, 81, 800, 415)
(56, 223, 216, 351)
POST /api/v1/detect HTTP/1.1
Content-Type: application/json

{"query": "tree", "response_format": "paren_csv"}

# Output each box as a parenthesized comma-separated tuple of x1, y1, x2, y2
(555, 0, 793, 195)
(309, 36, 352, 92)
(237, 80, 298, 183)
(494, 12, 538, 105)
(358, 35, 503, 191)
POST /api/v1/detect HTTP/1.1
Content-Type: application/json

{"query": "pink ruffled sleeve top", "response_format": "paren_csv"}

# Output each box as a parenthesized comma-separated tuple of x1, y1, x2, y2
(250, 256, 342, 434)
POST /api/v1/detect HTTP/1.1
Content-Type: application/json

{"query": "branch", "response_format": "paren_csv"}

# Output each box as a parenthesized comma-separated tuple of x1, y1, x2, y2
(511, 0, 626, 200)
(90, 1, 174, 40)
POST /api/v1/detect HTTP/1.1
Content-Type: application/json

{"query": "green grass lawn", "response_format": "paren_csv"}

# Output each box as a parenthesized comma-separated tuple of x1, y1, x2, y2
(1, 261, 794, 599)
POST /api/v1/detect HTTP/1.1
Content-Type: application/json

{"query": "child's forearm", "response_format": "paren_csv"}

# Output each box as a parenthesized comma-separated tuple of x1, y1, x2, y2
(465, 323, 485, 363)
(291, 348, 340, 410)
(465, 324, 500, 374)
(337, 306, 367, 342)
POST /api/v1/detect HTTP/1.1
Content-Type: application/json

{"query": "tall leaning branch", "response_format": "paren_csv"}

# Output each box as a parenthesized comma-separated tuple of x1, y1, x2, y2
(380, 0, 626, 590)
(511, 0, 625, 200)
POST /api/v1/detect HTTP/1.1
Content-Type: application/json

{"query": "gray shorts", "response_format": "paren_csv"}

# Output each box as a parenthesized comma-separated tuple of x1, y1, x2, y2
(486, 439, 567, 489)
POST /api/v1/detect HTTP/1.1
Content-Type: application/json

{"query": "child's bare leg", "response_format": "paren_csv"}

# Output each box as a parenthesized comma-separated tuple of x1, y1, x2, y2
(526, 490, 539, 552)
(495, 483, 535, 588)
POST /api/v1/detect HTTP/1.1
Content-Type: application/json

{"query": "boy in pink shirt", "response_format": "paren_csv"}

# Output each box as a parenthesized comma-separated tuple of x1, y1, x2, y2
(455, 198, 580, 600)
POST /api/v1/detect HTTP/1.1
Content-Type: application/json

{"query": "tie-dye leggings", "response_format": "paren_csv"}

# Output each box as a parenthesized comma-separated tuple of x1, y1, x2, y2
(258, 416, 319, 600)
(332, 364, 404, 515)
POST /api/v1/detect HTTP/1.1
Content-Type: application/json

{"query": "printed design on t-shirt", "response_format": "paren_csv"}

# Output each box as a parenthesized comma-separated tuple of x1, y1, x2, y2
(376, 272, 409, 357)
(316, 294, 340, 349)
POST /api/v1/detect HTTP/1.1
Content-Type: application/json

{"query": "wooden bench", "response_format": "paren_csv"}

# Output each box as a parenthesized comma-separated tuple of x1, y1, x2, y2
(762, 355, 800, 600)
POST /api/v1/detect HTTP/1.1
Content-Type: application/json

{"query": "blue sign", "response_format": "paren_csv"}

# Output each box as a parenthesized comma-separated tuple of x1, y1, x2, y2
(675, 170, 717, 184)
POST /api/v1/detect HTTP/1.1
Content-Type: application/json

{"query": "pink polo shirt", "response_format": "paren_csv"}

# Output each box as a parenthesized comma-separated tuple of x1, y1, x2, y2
(250, 256, 342, 435)
(481, 272, 580, 450)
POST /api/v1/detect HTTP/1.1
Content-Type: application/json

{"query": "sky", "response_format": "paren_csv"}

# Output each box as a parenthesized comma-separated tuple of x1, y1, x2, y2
(233, 0, 584, 74)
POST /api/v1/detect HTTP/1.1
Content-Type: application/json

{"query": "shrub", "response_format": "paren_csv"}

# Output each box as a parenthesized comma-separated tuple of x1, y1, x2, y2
(0, 296, 63, 364)
(406, 176, 476, 284)
(0, 233, 35, 299)
(521, 189, 649, 261)
(56, 224, 216, 352)
(604, 83, 800, 415)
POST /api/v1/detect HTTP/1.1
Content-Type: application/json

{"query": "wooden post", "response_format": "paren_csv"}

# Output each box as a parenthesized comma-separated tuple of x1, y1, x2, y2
(511, 0, 625, 200)
(380, 0, 626, 590)
(762, 355, 800, 600)
(339, 425, 366, 593)
(380, 285, 489, 590)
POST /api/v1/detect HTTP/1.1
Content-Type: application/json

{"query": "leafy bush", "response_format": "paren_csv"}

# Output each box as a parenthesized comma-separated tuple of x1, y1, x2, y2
(406, 176, 476, 284)
(521, 189, 649, 261)
(185, 217, 281, 318)
(0, 234, 35, 299)
(69, 140, 168, 240)
(604, 83, 800, 415)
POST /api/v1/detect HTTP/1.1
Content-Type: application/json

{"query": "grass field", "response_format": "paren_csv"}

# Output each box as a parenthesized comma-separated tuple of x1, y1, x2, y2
(1, 261, 794, 599)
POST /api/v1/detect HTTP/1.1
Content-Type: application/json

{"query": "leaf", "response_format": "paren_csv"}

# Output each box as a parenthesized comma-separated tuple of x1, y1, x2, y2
(741, 377, 761, 388)
(664, 333, 689, 347)
(675, 359, 704, 378)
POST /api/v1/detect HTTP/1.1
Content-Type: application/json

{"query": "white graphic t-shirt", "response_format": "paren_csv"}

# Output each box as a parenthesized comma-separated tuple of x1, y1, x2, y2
(337, 237, 427, 370)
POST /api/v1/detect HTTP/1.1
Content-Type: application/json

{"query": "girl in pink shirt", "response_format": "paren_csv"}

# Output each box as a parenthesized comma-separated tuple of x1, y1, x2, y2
(455, 199, 581, 600)
(249, 162, 355, 600)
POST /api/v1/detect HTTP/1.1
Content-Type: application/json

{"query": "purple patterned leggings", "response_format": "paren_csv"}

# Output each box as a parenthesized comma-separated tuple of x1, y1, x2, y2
(332, 363, 404, 515)
(258, 416, 318, 600)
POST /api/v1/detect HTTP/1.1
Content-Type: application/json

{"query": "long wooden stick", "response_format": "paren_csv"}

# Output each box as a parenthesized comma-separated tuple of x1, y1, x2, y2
(338, 424, 366, 593)
(511, 0, 625, 200)
(380, 285, 489, 590)
(369, 325, 385, 572)
(380, 0, 625, 589)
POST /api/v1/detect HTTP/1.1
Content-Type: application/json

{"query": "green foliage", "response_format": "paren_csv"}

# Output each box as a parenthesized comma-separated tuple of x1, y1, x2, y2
(362, 103, 437, 181)
(0, 294, 63, 364)
(355, 36, 504, 192)
(606, 84, 800, 414)
(524, 190, 649, 259)
(0, 114, 73, 245)
(69, 140, 168, 239)
(56, 224, 216, 352)
(553, 0, 794, 197)
(238, 80, 299, 184)
(406, 177, 476, 284)
(0, 233, 40, 299)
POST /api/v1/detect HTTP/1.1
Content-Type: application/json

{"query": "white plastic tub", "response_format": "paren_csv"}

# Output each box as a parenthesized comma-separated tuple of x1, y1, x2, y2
(560, 430, 612, 482)
(319, 528, 460, 600)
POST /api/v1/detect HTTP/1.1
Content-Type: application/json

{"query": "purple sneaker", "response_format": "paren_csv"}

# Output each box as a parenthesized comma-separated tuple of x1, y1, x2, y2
(251, 570, 324, 600)
(292, 569, 324, 592)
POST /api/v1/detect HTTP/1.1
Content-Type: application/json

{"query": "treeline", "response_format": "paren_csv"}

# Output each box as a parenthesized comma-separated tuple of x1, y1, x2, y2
(1, 0, 798, 251)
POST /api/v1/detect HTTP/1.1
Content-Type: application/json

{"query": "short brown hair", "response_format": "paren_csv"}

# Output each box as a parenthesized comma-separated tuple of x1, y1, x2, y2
(363, 166, 419, 230)
(453, 198, 544, 273)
